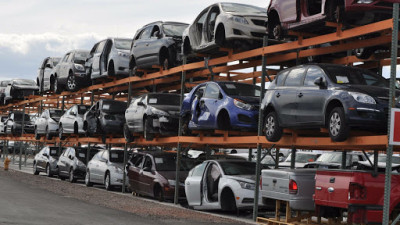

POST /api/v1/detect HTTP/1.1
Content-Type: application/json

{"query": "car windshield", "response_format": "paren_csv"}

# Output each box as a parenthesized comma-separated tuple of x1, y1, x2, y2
(14, 114, 30, 121)
(324, 66, 388, 87)
(155, 156, 197, 171)
(14, 80, 36, 86)
(162, 24, 188, 37)
(220, 83, 260, 97)
(285, 153, 319, 163)
(78, 105, 89, 114)
(114, 39, 132, 50)
(147, 94, 180, 106)
(74, 51, 89, 64)
(316, 153, 351, 164)
(219, 161, 259, 175)
(76, 148, 100, 163)
(221, 3, 267, 14)
(109, 151, 124, 163)
(102, 101, 126, 113)
(49, 110, 63, 118)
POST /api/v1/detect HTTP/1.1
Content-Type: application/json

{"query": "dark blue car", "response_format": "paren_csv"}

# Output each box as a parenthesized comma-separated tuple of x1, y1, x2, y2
(181, 81, 260, 132)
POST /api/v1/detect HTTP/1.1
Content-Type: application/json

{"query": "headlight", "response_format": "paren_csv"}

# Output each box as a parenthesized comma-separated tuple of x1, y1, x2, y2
(151, 108, 169, 116)
(357, 0, 373, 3)
(230, 16, 249, 24)
(348, 92, 376, 104)
(74, 64, 85, 71)
(118, 51, 129, 57)
(239, 181, 255, 190)
(234, 99, 254, 110)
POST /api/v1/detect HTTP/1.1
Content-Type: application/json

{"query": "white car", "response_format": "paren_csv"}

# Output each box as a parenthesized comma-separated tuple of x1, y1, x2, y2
(185, 160, 266, 211)
(58, 104, 89, 139)
(34, 109, 63, 140)
(0, 115, 7, 134)
(85, 149, 128, 191)
(183, 2, 268, 55)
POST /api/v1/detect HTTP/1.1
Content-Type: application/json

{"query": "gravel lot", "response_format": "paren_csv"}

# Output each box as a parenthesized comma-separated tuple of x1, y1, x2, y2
(0, 168, 252, 224)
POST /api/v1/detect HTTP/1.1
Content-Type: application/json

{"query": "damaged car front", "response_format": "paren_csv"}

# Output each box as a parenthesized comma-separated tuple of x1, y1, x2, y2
(4, 79, 39, 104)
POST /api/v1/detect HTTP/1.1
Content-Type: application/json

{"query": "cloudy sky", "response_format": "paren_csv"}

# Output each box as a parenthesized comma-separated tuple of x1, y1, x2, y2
(0, 0, 269, 81)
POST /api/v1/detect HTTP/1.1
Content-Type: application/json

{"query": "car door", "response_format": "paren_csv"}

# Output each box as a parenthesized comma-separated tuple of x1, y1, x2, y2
(133, 96, 146, 132)
(59, 53, 71, 81)
(185, 162, 208, 206)
(85, 104, 97, 133)
(191, 86, 206, 125)
(274, 67, 306, 126)
(43, 59, 54, 90)
(278, 0, 297, 23)
(296, 66, 328, 125)
(65, 106, 77, 133)
(125, 98, 137, 130)
(91, 151, 104, 182)
(101, 39, 112, 75)
(127, 154, 145, 193)
(58, 148, 69, 175)
(133, 26, 153, 67)
(147, 25, 163, 65)
(92, 40, 106, 77)
(139, 155, 155, 195)
(40, 147, 50, 170)
(37, 110, 47, 134)
(197, 83, 221, 128)
(36, 148, 45, 170)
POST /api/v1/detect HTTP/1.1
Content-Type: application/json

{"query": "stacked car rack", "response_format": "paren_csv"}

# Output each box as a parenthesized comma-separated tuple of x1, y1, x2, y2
(1, 11, 400, 224)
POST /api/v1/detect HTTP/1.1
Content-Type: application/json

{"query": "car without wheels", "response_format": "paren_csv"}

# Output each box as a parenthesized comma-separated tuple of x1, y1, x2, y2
(124, 93, 181, 142)
(35, 109, 63, 140)
(53, 50, 90, 93)
(58, 104, 89, 139)
(36, 57, 61, 93)
(86, 38, 132, 81)
(33, 146, 65, 177)
(85, 149, 129, 191)
(4, 79, 39, 105)
(183, 2, 268, 56)
(261, 64, 400, 142)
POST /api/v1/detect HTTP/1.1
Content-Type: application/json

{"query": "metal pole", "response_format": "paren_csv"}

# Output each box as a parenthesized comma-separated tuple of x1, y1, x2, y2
(248, 148, 253, 161)
(5, 140, 8, 159)
(341, 151, 347, 169)
(86, 143, 91, 168)
(253, 36, 268, 221)
(122, 143, 128, 193)
(24, 142, 27, 167)
(174, 55, 187, 204)
(290, 147, 296, 169)
(19, 104, 26, 170)
(383, 4, 399, 224)
(61, 96, 65, 111)
(373, 150, 378, 176)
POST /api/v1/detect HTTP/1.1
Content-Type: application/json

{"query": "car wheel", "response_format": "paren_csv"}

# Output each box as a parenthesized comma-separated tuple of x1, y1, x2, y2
(105, 172, 113, 191)
(67, 74, 77, 91)
(53, 78, 61, 94)
(215, 26, 226, 47)
(328, 107, 349, 142)
(124, 123, 134, 143)
(35, 128, 40, 140)
(69, 168, 76, 183)
(108, 62, 115, 76)
(45, 126, 52, 140)
(162, 57, 170, 70)
(131, 62, 143, 77)
(58, 169, 65, 180)
(354, 47, 374, 60)
(85, 170, 93, 187)
(33, 162, 39, 175)
(154, 186, 165, 202)
(59, 124, 65, 140)
(269, 18, 283, 40)
(143, 118, 154, 141)
(46, 164, 52, 177)
(11, 127, 16, 136)
(264, 111, 283, 142)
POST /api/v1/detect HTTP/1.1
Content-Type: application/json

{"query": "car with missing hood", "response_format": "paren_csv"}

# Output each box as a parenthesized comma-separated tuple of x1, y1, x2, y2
(83, 99, 126, 138)
(58, 104, 90, 139)
(36, 57, 61, 93)
(129, 21, 188, 76)
(86, 38, 132, 81)
(183, 2, 268, 56)
(33, 146, 66, 177)
(185, 160, 268, 211)
(53, 50, 90, 93)
(127, 151, 198, 201)
(34, 109, 63, 140)
(4, 79, 39, 105)
(181, 81, 260, 133)
(124, 93, 180, 142)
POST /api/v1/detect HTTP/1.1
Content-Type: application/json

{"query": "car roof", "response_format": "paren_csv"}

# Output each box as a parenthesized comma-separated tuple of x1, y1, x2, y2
(142, 21, 189, 28)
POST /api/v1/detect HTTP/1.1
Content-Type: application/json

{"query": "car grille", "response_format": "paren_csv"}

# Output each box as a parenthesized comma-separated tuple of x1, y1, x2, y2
(251, 19, 266, 27)
(251, 32, 266, 38)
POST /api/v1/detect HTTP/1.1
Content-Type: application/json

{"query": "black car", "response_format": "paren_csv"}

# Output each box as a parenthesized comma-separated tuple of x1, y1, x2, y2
(53, 50, 90, 93)
(83, 99, 127, 138)
(261, 64, 399, 142)
(124, 93, 180, 141)
(129, 21, 188, 76)
(57, 146, 103, 182)
(33, 146, 65, 177)
(5, 111, 34, 136)
(4, 79, 39, 105)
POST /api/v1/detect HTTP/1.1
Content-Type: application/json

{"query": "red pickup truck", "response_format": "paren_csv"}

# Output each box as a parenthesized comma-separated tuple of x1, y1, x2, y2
(314, 170, 400, 224)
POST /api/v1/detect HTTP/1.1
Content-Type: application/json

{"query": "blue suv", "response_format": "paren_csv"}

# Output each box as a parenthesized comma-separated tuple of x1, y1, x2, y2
(181, 81, 260, 133)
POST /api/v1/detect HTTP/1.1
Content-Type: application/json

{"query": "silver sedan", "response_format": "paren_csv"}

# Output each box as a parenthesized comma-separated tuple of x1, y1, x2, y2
(58, 104, 89, 139)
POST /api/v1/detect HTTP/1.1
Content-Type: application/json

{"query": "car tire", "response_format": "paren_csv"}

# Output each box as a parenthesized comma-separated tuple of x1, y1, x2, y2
(58, 169, 65, 181)
(130, 61, 143, 77)
(66, 73, 77, 92)
(46, 164, 52, 177)
(33, 162, 39, 175)
(85, 170, 93, 187)
(35, 128, 40, 140)
(268, 18, 283, 40)
(354, 47, 374, 60)
(108, 62, 115, 77)
(264, 111, 283, 142)
(143, 118, 154, 141)
(221, 189, 237, 212)
(53, 78, 61, 94)
(328, 107, 349, 142)
(328, 0, 344, 23)
(154, 186, 165, 202)
(104, 172, 113, 191)
(59, 124, 65, 140)
(162, 56, 170, 71)
(69, 168, 76, 183)
(124, 123, 134, 143)
(215, 26, 226, 47)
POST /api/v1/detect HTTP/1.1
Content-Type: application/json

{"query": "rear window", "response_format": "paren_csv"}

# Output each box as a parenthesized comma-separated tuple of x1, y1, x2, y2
(148, 94, 180, 105)
(114, 39, 132, 50)
(102, 101, 126, 113)
(49, 110, 63, 117)
(219, 161, 259, 175)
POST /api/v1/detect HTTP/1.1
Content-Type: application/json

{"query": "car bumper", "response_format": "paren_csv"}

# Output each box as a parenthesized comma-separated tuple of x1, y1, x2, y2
(235, 188, 265, 209)
(110, 172, 129, 186)
(345, 105, 388, 130)
(163, 185, 186, 200)
(225, 19, 267, 41)
(230, 109, 259, 131)
(73, 166, 87, 179)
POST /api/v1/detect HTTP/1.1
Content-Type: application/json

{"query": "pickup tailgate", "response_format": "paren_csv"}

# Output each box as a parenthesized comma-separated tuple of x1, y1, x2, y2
(261, 169, 290, 201)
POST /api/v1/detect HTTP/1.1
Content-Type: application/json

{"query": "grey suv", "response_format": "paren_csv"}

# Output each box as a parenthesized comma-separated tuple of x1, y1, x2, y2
(129, 21, 188, 76)
(261, 64, 399, 142)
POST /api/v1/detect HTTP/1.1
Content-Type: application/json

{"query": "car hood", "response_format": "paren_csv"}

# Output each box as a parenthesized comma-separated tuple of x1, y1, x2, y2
(339, 85, 400, 99)
(158, 171, 188, 182)
(13, 85, 39, 90)
(230, 95, 260, 105)
(225, 174, 256, 183)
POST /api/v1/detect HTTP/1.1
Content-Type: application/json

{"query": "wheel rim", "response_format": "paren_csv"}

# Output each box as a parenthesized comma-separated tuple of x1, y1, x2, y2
(265, 116, 275, 137)
(273, 24, 281, 40)
(59, 126, 63, 139)
(54, 79, 58, 92)
(85, 171, 90, 184)
(67, 75, 76, 90)
(105, 174, 110, 189)
(330, 112, 341, 137)
(69, 170, 73, 182)
(33, 163, 36, 173)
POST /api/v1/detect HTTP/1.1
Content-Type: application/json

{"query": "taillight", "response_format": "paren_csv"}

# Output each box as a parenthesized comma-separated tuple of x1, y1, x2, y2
(349, 182, 367, 200)
(289, 179, 298, 194)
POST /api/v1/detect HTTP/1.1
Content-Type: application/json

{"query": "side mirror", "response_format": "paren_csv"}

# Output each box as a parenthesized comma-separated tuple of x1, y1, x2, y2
(138, 102, 145, 107)
(143, 166, 151, 172)
(314, 77, 326, 87)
